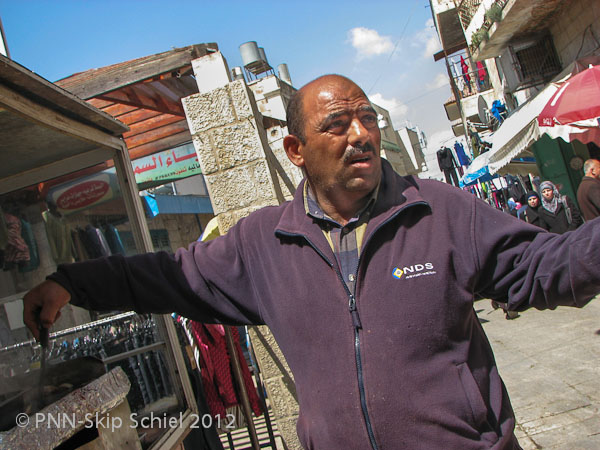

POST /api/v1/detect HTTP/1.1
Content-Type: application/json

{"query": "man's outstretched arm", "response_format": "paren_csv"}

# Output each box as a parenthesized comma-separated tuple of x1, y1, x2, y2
(22, 218, 265, 340)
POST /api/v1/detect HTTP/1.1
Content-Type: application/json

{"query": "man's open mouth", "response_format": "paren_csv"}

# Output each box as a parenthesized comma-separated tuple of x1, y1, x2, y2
(349, 154, 371, 164)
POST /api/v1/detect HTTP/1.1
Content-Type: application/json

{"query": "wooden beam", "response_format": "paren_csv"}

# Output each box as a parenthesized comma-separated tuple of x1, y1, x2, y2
(58, 43, 217, 100)
(97, 91, 184, 117)
(433, 41, 468, 61)
(0, 83, 124, 150)
(102, 102, 139, 117)
(125, 120, 189, 149)
(0, 147, 114, 195)
(122, 114, 183, 139)
(87, 97, 114, 109)
(114, 108, 162, 126)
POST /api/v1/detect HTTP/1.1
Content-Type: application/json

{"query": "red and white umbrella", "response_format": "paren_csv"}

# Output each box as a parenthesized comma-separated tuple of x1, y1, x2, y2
(538, 64, 600, 127)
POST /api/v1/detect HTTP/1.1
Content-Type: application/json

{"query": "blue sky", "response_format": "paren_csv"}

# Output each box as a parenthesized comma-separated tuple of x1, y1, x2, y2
(1, 0, 457, 172)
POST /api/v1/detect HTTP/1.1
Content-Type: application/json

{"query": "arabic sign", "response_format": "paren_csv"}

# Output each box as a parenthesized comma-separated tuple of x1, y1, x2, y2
(131, 142, 201, 184)
(47, 173, 120, 215)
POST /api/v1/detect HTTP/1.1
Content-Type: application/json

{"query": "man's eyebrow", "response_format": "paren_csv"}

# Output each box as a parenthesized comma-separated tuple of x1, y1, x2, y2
(318, 105, 377, 130)
(358, 105, 377, 115)
(318, 111, 347, 129)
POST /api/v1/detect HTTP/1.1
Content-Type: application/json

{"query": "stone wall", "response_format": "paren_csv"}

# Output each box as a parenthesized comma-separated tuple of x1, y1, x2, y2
(183, 75, 302, 449)
(551, 0, 600, 63)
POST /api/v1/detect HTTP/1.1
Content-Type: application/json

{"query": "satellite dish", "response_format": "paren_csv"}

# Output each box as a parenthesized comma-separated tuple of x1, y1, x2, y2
(478, 95, 489, 126)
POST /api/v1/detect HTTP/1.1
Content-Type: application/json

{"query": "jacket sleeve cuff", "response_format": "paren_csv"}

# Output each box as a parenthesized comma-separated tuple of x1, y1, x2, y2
(46, 270, 86, 309)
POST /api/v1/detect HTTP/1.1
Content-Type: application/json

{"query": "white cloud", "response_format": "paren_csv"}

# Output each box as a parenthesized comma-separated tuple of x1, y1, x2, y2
(411, 19, 442, 59)
(348, 27, 394, 58)
(368, 93, 409, 127)
(427, 73, 449, 90)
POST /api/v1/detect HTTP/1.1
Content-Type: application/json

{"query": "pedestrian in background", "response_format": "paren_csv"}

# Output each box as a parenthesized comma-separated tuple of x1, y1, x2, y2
(577, 158, 600, 221)
(538, 180, 583, 233)
(521, 191, 542, 227)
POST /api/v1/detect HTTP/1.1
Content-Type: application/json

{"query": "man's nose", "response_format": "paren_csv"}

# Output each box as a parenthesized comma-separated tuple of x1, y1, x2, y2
(348, 118, 369, 146)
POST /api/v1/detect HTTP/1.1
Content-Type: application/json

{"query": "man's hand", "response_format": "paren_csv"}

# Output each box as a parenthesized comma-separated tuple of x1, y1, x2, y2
(23, 280, 71, 341)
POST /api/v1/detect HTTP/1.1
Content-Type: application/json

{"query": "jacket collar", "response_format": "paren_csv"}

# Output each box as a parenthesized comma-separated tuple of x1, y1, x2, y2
(274, 159, 429, 260)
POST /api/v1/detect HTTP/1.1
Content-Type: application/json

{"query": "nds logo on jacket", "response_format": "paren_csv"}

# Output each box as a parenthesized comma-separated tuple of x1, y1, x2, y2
(392, 262, 436, 280)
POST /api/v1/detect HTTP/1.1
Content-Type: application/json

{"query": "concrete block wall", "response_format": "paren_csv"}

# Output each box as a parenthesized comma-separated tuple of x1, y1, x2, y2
(265, 125, 304, 201)
(183, 79, 289, 232)
(551, 0, 600, 64)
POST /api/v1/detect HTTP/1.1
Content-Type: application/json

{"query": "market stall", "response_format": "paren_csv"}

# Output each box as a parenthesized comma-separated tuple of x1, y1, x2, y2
(0, 54, 198, 449)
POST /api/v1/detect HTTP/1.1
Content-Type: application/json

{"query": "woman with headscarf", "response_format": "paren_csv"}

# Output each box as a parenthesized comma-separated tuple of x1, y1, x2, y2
(537, 180, 583, 233)
(521, 191, 542, 227)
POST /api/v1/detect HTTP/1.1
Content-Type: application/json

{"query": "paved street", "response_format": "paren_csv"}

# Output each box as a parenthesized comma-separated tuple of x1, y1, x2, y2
(478, 297, 600, 449)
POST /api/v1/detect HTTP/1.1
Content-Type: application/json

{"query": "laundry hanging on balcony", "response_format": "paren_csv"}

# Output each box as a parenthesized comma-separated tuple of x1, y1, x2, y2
(476, 61, 486, 87)
(460, 56, 471, 92)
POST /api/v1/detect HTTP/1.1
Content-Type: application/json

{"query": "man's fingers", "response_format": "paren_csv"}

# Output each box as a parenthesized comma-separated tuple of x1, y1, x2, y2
(22, 280, 71, 341)
(23, 303, 41, 341)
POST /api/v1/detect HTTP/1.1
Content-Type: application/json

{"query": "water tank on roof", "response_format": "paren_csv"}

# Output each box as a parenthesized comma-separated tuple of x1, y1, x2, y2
(277, 63, 292, 85)
(258, 47, 268, 64)
(239, 41, 272, 76)
(240, 41, 263, 67)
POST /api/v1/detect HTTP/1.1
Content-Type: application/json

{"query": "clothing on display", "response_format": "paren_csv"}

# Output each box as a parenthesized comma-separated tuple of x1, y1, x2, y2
(18, 219, 39, 273)
(79, 225, 112, 259)
(42, 209, 74, 265)
(0, 206, 8, 251)
(476, 61, 486, 87)
(460, 55, 471, 92)
(454, 142, 471, 167)
(187, 320, 262, 421)
(436, 147, 460, 187)
(3, 213, 30, 270)
(104, 223, 126, 255)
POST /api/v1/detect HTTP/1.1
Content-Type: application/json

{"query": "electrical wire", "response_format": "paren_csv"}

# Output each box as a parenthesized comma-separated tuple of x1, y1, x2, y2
(366, 0, 422, 95)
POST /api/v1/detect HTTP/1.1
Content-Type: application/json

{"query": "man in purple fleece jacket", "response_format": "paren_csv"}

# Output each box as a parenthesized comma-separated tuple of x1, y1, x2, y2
(23, 75, 600, 449)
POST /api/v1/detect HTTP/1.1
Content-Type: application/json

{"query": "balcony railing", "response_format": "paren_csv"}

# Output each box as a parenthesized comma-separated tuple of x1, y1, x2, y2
(456, 0, 483, 31)
(449, 54, 491, 100)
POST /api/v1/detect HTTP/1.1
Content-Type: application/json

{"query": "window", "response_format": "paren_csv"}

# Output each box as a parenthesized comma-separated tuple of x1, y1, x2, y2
(120, 229, 172, 255)
(510, 34, 561, 88)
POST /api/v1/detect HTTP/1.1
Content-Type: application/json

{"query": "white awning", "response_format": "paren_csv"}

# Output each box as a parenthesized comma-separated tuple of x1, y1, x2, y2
(487, 83, 559, 174)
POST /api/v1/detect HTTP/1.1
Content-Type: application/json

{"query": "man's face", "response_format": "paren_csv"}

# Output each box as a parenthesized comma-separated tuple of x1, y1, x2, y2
(528, 196, 539, 208)
(590, 161, 600, 179)
(542, 188, 554, 200)
(291, 77, 382, 203)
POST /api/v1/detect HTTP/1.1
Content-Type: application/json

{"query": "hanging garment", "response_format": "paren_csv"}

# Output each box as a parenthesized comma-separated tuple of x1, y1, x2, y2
(490, 100, 507, 123)
(436, 147, 457, 170)
(443, 168, 460, 187)
(81, 225, 111, 258)
(71, 229, 89, 261)
(42, 210, 74, 264)
(19, 219, 40, 272)
(189, 321, 262, 421)
(460, 55, 471, 91)
(476, 61, 486, 86)
(104, 224, 126, 255)
(505, 174, 527, 203)
(0, 206, 8, 251)
(454, 142, 471, 167)
(3, 213, 29, 269)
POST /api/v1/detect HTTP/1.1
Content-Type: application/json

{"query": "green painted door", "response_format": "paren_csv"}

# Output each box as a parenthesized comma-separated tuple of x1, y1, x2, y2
(532, 135, 583, 206)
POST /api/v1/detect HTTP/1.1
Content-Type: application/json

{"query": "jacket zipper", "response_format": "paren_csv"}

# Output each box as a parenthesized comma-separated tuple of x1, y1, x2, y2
(342, 200, 429, 450)
(275, 200, 427, 450)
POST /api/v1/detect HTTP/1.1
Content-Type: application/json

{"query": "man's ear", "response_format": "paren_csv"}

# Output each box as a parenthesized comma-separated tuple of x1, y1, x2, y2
(284, 135, 305, 168)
